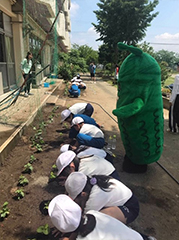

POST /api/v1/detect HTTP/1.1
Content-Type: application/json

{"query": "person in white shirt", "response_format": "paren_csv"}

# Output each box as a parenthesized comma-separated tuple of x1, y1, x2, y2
(69, 102, 94, 117)
(53, 150, 120, 185)
(72, 117, 105, 149)
(48, 194, 156, 240)
(65, 172, 139, 225)
(71, 74, 86, 89)
(168, 62, 179, 133)
(59, 144, 114, 164)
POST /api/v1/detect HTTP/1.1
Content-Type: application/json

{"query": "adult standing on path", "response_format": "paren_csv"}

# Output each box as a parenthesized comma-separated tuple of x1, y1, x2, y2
(89, 62, 96, 83)
(168, 62, 179, 133)
(21, 51, 33, 97)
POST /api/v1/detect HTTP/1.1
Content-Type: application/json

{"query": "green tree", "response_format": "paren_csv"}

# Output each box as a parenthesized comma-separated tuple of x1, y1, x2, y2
(72, 44, 98, 65)
(93, 0, 159, 63)
(154, 50, 179, 68)
(159, 61, 172, 86)
(138, 41, 156, 58)
(98, 44, 113, 65)
(137, 42, 172, 85)
(58, 47, 90, 80)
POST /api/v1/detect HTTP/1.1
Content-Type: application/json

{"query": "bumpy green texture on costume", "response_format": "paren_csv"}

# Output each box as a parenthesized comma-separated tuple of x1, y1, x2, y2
(113, 42, 163, 165)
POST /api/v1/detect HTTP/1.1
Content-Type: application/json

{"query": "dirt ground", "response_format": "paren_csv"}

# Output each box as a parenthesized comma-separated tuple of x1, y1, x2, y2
(0, 76, 179, 240)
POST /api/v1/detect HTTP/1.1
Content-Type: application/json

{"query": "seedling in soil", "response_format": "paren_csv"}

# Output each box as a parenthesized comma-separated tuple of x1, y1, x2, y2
(15, 188, 25, 200)
(23, 163, 33, 174)
(0, 201, 10, 220)
(29, 155, 36, 164)
(39, 121, 46, 129)
(43, 201, 50, 210)
(52, 164, 57, 170)
(35, 144, 43, 152)
(38, 138, 45, 145)
(37, 224, 50, 236)
(52, 106, 59, 112)
(63, 123, 68, 129)
(18, 175, 29, 186)
(59, 132, 63, 138)
(48, 115, 54, 122)
(49, 171, 56, 179)
(47, 119, 53, 124)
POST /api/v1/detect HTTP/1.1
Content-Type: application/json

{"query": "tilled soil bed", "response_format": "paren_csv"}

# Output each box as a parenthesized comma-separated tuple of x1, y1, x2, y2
(0, 92, 70, 240)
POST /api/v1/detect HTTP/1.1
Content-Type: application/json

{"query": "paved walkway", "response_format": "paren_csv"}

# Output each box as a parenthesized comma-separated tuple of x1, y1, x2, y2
(0, 79, 63, 162)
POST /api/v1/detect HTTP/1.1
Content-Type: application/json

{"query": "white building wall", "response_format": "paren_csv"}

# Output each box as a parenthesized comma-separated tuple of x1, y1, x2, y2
(38, 0, 71, 51)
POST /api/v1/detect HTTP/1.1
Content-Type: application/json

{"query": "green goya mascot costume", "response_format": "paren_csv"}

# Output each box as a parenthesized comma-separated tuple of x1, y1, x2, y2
(113, 42, 163, 173)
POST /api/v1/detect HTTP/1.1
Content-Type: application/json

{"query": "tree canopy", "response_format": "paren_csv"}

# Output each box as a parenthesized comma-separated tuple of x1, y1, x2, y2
(58, 44, 98, 80)
(72, 44, 98, 65)
(153, 49, 179, 68)
(93, 0, 159, 46)
(93, 0, 159, 63)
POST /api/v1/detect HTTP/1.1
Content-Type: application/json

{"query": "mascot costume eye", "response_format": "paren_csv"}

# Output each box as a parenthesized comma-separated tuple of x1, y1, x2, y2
(112, 42, 164, 173)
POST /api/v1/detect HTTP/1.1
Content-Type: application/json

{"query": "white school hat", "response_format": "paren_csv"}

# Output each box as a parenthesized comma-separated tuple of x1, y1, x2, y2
(71, 116, 84, 126)
(60, 144, 70, 153)
(56, 151, 76, 176)
(61, 109, 71, 123)
(65, 172, 87, 200)
(48, 194, 81, 233)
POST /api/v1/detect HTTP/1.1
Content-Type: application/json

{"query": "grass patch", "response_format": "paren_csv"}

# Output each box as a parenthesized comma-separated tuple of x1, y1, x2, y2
(164, 76, 175, 86)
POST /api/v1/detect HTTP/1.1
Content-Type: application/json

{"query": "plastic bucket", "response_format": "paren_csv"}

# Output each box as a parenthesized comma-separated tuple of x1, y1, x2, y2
(44, 82, 49, 87)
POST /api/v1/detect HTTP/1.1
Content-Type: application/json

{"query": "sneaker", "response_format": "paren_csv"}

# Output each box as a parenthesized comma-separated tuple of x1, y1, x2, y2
(28, 92, 33, 95)
(148, 236, 157, 240)
(24, 93, 28, 97)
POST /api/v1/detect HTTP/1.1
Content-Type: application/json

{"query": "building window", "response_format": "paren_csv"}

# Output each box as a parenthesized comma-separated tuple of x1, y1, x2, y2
(0, 12, 16, 91)
(0, 11, 3, 29)
(29, 33, 43, 63)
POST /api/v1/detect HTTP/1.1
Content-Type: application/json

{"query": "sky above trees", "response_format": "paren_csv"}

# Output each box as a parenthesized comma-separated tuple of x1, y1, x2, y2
(70, 0, 179, 53)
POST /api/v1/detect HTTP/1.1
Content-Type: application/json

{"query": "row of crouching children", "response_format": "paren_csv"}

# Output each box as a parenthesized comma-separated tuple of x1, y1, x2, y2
(48, 102, 156, 240)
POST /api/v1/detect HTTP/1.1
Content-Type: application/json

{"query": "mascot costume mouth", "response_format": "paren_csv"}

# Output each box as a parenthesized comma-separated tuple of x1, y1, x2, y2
(113, 42, 164, 173)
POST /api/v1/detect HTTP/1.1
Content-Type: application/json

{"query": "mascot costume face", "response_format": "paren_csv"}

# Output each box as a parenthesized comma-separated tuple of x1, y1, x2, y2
(113, 42, 164, 173)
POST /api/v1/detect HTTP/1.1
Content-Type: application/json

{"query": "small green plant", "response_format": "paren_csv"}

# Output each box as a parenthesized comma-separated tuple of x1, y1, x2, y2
(23, 163, 33, 173)
(29, 155, 36, 164)
(64, 82, 70, 96)
(43, 201, 50, 210)
(15, 188, 25, 200)
(0, 201, 10, 219)
(48, 115, 53, 122)
(39, 121, 46, 129)
(52, 164, 57, 170)
(37, 224, 50, 235)
(59, 132, 63, 139)
(49, 171, 56, 179)
(18, 175, 29, 186)
(35, 144, 43, 152)
(52, 106, 59, 112)
(63, 123, 68, 129)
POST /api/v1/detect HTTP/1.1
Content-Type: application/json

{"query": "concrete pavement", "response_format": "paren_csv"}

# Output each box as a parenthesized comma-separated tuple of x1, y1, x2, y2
(0, 79, 63, 164)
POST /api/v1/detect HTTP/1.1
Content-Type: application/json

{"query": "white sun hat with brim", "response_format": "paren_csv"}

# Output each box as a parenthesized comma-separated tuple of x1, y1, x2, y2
(60, 144, 70, 153)
(48, 194, 82, 233)
(71, 116, 84, 127)
(56, 150, 76, 176)
(61, 109, 71, 123)
(65, 172, 87, 200)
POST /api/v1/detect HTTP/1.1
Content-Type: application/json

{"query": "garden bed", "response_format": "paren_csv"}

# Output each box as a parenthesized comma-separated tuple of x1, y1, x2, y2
(0, 95, 69, 240)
